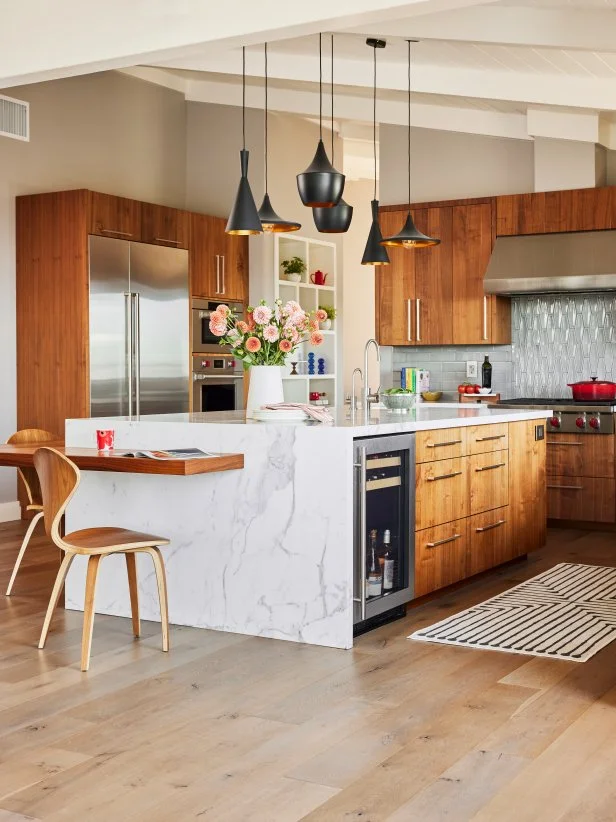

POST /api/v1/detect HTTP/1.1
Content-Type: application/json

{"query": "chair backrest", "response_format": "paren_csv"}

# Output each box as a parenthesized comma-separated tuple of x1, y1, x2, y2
(7, 429, 58, 507)
(33, 447, 80, 546)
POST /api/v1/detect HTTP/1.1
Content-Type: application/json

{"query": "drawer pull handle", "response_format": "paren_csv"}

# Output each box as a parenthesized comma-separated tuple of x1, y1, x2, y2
(547, 484, 584, 490)
(427, 440, 462, 448)
(475, 519, 506, 533)
(546, 441, 582, 447)
(475, 462, 506, 472)
(154, 237, 182, 245)
(101, 228, 133, 237)
(475, 434, 506, 442)
(427, 471, 463, 482)
(426, 534, 462, 548)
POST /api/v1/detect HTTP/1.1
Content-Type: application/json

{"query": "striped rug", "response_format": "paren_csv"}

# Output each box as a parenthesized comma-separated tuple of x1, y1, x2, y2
(409, 563, 616, 662)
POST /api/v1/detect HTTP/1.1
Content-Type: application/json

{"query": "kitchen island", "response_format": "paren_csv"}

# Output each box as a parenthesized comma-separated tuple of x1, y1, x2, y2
(64, 405, 550, 649)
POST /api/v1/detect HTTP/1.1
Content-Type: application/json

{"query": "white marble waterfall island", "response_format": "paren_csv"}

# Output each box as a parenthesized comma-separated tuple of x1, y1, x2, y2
(64, 406, 550, 650)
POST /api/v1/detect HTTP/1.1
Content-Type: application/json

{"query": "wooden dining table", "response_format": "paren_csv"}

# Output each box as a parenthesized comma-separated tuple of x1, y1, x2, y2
(0, 442, 244, 476)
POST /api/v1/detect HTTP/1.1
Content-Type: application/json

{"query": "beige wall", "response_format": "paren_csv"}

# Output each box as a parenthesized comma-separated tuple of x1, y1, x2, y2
(379, 125, 535, 204)
(0, 71, 187, 509)
(533, 138, 603, 192)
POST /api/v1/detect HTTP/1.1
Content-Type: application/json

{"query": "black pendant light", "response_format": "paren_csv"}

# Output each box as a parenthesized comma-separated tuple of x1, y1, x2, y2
(313, 34, 353, 233)
(381, 40, 439, 249)
(257, 44, 301, 233)
(297, 33, 345, 208)
(362, 38, 390, 266)
(226, 47, 263, 236)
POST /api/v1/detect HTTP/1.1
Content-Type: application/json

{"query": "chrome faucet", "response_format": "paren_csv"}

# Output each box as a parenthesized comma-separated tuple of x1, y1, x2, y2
(363, 338, 381, 416)
(350, 367, 363, 421)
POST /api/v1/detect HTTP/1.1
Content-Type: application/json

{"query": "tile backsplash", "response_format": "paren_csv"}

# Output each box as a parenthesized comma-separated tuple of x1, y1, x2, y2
(512, 293, 616, 397)
(390, 293, 616, 401)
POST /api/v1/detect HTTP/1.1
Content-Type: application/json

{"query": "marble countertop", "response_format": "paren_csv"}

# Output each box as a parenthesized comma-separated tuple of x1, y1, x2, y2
(78, 405, 552, 436)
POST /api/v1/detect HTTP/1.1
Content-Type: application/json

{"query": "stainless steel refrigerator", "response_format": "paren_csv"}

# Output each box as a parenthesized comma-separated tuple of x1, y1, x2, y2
(89, 235, 189, 417)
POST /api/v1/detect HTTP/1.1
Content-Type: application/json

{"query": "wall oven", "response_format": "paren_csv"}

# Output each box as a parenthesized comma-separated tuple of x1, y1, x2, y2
(192, 298, 244, 354)
(353, 433, 415, 635)
(192, 354, 244, 413)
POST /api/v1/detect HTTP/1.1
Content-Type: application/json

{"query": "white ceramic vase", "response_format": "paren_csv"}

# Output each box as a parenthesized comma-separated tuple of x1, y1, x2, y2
(321, 318, 332, 331)
(246, 365, 284, 418)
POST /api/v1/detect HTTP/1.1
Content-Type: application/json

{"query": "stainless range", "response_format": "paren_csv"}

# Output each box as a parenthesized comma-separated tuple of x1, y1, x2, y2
(496, 398, 616, 434)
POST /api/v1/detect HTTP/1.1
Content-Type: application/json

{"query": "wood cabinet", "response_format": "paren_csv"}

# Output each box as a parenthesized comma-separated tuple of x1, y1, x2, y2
(467, 423, 509, 455)
(468, 508, 512, 576)
(414, 208, 453, 345)
(496, 187, 616, 236)
(375, 210, 417, 346)
(415, 457, 469, 530)
(141, 203, 189, 248)
(190, 213, 248, 302)
(415, 519, 469, 597)
(548, 477, 615, 524)
(469, 451, 509, 515)
(509, 419, 547, 556)
(546, 434, 614, 479)
(416, 427, 467, 463)
(89, 192, 142, 241)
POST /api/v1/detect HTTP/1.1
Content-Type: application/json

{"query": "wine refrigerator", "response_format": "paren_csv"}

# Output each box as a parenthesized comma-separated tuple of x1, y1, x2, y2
(353, 433, 415, 635)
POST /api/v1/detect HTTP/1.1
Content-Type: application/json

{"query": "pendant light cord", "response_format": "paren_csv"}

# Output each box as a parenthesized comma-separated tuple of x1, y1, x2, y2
(330, 34, 334, 165)
(319, 32, 323, 139)
(242, 46, 246, 151)
(407, 39, 411, 213)
(373, 44, 377, 201)
(264, 43, 268, 193)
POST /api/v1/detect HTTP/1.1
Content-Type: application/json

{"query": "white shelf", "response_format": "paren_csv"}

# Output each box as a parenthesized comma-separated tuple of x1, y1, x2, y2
(283, 373, 336, 380)
(278, 280, 335, 292)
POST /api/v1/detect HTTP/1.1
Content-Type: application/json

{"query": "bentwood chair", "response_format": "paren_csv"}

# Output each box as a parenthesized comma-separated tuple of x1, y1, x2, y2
(34, 447, 171, 672)
(5, 428, 58, 595)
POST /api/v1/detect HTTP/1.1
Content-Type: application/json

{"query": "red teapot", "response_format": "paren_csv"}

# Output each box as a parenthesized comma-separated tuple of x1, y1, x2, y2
(310, 270, 328, 286)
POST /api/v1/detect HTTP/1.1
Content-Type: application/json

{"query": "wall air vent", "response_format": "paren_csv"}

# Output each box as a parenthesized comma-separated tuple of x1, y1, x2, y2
(0, 94, 29, 141)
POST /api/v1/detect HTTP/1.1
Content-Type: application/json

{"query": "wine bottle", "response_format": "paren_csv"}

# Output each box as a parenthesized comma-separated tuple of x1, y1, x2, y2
(482, 355, 492, 390)
(366, 529, 382, 597)
(382, 530, 394, 591)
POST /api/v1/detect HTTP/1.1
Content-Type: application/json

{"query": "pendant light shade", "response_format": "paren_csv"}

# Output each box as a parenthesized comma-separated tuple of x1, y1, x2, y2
(362, 199, 390, 265)
(297, 34, 345, 208)
(227, 48, 262, 236)
(362, 38, 390, 266)
(257, 43, 301, 233)
(381, 40, 439, 250)
(312, 34, 353, 234)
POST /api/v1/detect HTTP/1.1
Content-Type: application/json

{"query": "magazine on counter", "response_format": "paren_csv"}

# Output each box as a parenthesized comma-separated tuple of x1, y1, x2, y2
(122, 448, 215, 461)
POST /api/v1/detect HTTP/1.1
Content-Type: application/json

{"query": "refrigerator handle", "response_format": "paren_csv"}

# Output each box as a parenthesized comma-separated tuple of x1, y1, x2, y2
(134, 292, 141, 417)
(353, 447, 368, 621)
(124, 292, 133, 418)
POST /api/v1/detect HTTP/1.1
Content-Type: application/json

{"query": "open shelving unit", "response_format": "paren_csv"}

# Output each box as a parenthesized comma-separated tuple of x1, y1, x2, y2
(273, 234, 338, 407)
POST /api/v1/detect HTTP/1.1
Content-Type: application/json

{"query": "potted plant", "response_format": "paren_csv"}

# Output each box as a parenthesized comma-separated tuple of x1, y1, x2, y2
(280, 256, 306, 283)
(318, 305, 337, 331)
(209, 300, 324, 417)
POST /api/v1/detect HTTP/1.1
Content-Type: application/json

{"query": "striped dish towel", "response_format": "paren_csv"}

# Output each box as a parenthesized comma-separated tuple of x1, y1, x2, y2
(264, 403, 334, 423)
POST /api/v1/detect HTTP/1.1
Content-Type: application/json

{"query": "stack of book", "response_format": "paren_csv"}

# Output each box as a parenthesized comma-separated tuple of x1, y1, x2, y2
(400, 368, 430, 393)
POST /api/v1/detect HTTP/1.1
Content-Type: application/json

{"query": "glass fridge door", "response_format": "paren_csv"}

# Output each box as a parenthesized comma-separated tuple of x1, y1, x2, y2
(354, 433, 415, 625)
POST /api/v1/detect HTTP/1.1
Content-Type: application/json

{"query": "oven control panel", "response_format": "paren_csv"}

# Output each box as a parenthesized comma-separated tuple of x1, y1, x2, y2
(192, 354, 243, 379)
(547, 411, 613, 434)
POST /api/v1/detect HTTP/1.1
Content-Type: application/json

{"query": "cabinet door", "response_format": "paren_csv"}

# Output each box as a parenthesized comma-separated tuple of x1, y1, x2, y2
(468, 507, 511, 575)
(375, 210, 415, 346)
(414, 207, 453, 345)
(509, 419, 547, 555)
(190, 213, 218, 299)
(415, 519, 469, 597)
(469, 450, 509, 515)
(467, 423, 509, 455)
(89, 192, 141, 241)
(547, 477, 615, 523)
(415, 457, 469, 530)
(546, 434, 614, 478)
(416, 427, 467, 463)
(141, 203, 189, 248)
(222, 233, 249, 303)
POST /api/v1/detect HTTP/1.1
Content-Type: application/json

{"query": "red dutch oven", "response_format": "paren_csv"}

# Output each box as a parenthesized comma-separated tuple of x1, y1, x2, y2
(568, 377, 616, 401)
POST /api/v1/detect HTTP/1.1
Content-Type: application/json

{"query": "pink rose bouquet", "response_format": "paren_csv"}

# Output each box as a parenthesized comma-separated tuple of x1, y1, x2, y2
(209, 299, 324, 366)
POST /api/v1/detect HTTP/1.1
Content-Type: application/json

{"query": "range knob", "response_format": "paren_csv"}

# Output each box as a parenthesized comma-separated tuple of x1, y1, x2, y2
(589, 415, 601, 430)
(576, 415, 586, 429)
(549, 416, 561, 428)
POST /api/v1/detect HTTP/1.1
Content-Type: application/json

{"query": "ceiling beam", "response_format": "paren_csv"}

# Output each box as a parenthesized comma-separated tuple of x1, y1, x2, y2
(0, 0, 490, 88)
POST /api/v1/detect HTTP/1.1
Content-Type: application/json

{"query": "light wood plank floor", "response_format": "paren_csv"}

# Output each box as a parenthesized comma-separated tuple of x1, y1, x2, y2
(0, 519, 615, 821)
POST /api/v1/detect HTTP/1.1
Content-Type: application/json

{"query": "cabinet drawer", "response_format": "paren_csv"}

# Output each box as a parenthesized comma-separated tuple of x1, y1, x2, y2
(415, 519, 469, 597)
(141, 203, 189, 248)
(415, 457, 469, 530)
(546, 435, 614, 479)
(416, 427, 467, 463)
(89, 192, 141, 240)
(469, 450, 509, 515)
(468, 507, 511, 576)
(547, 476, 615, 523)
(467, 423, 509, 455)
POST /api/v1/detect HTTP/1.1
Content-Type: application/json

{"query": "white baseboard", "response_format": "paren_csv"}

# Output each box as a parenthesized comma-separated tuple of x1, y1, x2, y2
(0, 501, 22, 522)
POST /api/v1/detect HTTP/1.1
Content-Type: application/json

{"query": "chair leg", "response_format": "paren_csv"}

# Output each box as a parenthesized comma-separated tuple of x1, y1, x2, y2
(38, 552, 75, 649)
(125, 552, 140, 638)
(6, 510, 44, 595)
(81, 554, 102, 672)
(145, 547, 169, 652)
